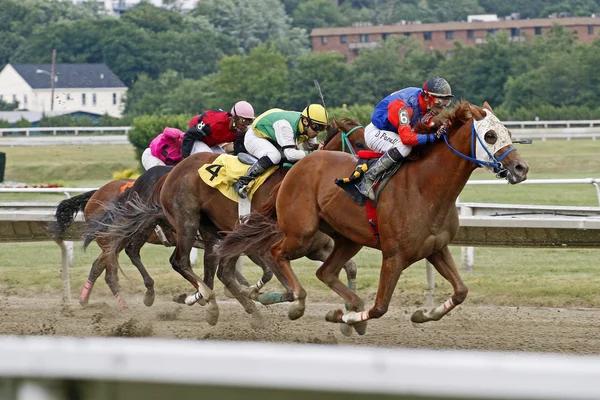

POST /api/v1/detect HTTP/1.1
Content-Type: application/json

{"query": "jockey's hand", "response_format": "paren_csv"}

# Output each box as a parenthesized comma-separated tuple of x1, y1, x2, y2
(317, 141, 325, 150)
(434, 124, 448, 141)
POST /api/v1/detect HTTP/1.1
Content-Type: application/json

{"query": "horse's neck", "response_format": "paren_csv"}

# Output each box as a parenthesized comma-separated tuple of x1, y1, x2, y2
(408, 127, 476, 211)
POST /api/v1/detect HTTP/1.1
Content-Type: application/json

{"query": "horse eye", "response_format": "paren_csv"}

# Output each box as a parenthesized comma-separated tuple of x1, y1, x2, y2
(355, 142, 366, 149)
(484, 130, 497, 144)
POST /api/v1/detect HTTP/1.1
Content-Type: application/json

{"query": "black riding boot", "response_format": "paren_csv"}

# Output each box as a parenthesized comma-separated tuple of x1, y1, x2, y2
(233, 156, 275, 199)
(356, 147, 404, 201)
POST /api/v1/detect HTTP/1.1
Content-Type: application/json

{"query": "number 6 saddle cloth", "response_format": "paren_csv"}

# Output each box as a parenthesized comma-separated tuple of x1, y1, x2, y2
(198, 154, 278, 202)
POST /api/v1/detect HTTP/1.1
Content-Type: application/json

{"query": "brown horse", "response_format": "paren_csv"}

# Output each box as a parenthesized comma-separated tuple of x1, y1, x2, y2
(94, 118, 368, 329)
(216, 102, 530, 334)
(53, 167, 180, 309)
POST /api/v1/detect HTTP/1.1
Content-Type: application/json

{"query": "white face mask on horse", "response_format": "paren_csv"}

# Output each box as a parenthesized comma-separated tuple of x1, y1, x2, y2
(473, 109, 514, 171)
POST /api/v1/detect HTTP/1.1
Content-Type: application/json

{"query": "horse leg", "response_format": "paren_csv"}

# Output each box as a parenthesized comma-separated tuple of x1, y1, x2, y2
(244, 253, 281, 302)
(124, 233, 155, 307)
(313, 236, 366, 336)
(216, 257, 264, 330)
(271, 237, 309, 320)
(102, 245, 126, 310)
(411, 245, 468, 323)
(80, 255, 106, 307)
(307, 237, 358, 295)
(170, 221, 218, 325)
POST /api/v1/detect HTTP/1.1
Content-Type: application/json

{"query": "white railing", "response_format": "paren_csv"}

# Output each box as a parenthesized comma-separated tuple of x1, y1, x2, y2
(0, 126, 130, 137)
(504, 120, 600, 128)
(2, 336, 600, 400)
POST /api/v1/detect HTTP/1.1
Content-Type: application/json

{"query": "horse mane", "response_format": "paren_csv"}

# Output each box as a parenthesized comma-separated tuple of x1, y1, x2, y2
(323, 117, 362, 145)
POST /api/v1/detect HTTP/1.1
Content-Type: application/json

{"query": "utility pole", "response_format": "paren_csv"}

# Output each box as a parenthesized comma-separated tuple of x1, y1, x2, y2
(50, 49, 56, 111)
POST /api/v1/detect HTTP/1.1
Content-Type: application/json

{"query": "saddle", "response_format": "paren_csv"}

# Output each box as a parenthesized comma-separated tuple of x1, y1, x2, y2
(335, 150, 403, 206)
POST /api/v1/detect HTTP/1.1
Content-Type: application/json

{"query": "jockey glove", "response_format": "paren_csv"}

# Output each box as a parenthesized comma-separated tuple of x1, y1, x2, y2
(434, 124, 448, 141)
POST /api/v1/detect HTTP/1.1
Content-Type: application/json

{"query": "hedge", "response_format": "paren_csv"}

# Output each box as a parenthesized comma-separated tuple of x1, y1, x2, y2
(128, 114, 191, 162)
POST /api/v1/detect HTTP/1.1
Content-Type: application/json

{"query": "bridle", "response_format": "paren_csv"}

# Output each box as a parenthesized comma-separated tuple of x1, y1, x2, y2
(339, 125, 363, 155)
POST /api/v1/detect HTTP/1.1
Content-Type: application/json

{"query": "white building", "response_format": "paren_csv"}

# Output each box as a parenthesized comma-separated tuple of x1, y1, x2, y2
(0, 63, 127, 118)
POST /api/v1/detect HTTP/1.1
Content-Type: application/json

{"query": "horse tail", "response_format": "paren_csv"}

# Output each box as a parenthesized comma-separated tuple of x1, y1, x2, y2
(83, 177, 168, 253)
(217, 183, 282, 261)
(51, 190, 97, 239)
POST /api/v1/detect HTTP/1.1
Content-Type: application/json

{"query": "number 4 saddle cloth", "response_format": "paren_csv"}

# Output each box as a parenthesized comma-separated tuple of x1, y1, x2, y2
(198, 154, 278, 202)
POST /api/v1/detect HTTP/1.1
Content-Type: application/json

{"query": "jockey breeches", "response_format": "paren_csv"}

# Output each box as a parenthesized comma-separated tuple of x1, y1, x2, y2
(365, 123, 413, 157)
(141, 148, 166, 170)
(244, 127, 282, 164)
(190, 140, 226, 156)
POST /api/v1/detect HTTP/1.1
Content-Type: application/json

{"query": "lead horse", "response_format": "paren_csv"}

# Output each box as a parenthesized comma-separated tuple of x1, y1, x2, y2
(93, 118, 369, 330)
(217, 102, 530, 334)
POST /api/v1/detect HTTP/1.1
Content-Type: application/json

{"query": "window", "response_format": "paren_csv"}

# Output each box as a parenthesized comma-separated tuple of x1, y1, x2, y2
(112, 93, 117, 105)
(92, 93, 97, 106)
(66, 93, 71, 100)
(424, 31, 432, 40)
(588, 25, 594, 35)
(487, 29, 497, 36)
(340, 34, 347, 44)
(359, 34, 369, 43)
(12, 94, 17, 103)
(511, 28, 520, 37)
(535, 27, 542, 35)
(404, 32, 410, 37)
(23, 94, 28, 107)
(382, 33, 390, 40)
(321, 36, 327, 45)
(467, 29, 474, 39)
(82, 93, 86, 105)
(445, 30, 454, 40)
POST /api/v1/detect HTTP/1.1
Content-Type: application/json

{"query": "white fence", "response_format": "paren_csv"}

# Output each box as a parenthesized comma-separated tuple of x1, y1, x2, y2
(0, 126, 130, 137)
(2, 336, 600, 400)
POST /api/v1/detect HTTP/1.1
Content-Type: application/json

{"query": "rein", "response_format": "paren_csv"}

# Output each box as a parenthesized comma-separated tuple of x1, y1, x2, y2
(340, 125, 362, 155)
(442, 121, 515, 176)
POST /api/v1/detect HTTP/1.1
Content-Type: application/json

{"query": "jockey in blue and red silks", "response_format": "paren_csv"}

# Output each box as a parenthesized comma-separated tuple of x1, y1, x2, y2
(357, 77, 455, 200)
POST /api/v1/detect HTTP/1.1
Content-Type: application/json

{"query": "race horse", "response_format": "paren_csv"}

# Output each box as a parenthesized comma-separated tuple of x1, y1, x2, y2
(53, 167, 179, 309)
(216, 102, 530, 335)
(90, 118, 369, 330)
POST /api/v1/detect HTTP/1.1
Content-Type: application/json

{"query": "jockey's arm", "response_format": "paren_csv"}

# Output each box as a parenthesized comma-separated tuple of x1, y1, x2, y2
(301, 137, 319, 152)
(388, 100, 435, 146)
(273, 119, 306, 162)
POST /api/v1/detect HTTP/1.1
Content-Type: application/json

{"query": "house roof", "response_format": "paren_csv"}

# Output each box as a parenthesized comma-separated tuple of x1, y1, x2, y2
(11, 63, 126, 89)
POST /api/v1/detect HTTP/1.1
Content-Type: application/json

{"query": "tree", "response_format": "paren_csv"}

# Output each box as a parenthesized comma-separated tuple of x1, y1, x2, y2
(291, 0, 347, 31)
(120, 2, 185, 33)
(211, 44, 291, 113)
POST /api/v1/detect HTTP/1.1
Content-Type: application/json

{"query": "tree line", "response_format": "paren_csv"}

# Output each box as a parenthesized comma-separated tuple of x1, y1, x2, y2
(2, 0, 600, 123)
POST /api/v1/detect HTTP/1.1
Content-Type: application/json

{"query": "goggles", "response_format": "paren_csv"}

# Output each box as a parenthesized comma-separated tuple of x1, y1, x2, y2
(236, 117, 254, 125)
(431, 96, 452, 108)
(309, 122, 326, 132)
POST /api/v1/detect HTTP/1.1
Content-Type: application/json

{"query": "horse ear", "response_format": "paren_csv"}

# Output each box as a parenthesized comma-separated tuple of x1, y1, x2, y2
(482, 102, 494, 112)
(468, 104, 485, 120)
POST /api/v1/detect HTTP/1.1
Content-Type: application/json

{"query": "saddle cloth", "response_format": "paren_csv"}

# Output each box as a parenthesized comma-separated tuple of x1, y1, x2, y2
(198, 154, 278, 202)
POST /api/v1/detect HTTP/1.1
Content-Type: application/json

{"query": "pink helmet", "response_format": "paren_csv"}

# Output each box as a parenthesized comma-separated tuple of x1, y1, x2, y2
(231, 101, 255, 120)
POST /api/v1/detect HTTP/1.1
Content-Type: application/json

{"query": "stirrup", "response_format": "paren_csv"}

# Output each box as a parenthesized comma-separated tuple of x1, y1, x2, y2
(234, 181, 249, 199)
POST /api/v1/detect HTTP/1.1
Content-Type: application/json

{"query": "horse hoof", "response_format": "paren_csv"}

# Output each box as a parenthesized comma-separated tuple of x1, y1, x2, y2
(325, 309, 343, 323)
(249, 311, 265, 330)
(242, 286, 260, 301)
(143, 294, 155, 307)
(172, 293, 187, 304)
(257, 292, 285, 305)
(339, 323, 353, 337)
(223, 287, 235, 299)
(288, 303, 305, 321)
(411, 309, 429, 323)
(79, 298, 89, 308)
(353, 321, 368, 335)
(205, 302, 219, 326)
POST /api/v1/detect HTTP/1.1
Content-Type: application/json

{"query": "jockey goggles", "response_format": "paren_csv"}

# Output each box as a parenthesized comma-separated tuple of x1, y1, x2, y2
(309, 122, 326, 132)
(432, 95, 452, 108)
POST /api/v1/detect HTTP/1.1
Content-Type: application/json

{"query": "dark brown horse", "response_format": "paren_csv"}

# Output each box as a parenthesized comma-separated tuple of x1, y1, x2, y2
(53, 168, 179, 309)
(216, 102, 530, 334)
(94, 118, 368, 329)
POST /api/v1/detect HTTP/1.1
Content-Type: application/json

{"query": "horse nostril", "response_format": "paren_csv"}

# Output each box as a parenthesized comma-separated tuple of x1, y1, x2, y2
(515, 162, 529, 176)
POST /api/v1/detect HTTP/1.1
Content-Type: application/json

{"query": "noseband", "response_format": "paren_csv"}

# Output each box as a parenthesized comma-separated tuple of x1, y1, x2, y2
(443, 121, 516, 177)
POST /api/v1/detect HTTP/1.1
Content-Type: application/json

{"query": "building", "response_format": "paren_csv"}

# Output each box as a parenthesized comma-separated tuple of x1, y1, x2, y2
(311, 16, 600, 61)
(0, 63, 127, 118)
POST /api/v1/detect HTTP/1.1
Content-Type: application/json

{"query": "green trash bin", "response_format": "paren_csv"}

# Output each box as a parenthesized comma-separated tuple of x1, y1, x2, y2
(0, 152, 5, 182)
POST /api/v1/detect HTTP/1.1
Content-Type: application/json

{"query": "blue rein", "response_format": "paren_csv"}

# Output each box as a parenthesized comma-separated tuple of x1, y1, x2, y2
(442, 121, 516, 175)
(341, 125, 362, 155)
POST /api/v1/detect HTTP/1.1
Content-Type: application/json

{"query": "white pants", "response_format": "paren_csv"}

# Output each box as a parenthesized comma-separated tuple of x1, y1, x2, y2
(190, 140, 226, 156)
(244, 127, 281, 164)
(364, 123, 413, 157)
(141, 148, 166, 171)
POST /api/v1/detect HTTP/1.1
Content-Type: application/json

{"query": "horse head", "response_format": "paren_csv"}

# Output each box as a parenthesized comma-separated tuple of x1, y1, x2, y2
(441, 101, 529, 184)
(322, 118, 369, 154)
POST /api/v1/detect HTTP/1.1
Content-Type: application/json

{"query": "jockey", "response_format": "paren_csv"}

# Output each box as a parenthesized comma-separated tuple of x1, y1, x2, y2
(181, 100, 255, 158)
(141, 127, 185, 170)
(357, 77, 454, 200)
(234, 104, 328, 198)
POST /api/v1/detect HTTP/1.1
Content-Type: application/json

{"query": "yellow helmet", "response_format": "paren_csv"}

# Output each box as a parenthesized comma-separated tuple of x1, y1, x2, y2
(301, 104, 328, 125)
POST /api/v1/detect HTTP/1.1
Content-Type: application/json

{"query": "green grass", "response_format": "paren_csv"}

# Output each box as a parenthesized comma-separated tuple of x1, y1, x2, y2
(0, 140, 599, 307)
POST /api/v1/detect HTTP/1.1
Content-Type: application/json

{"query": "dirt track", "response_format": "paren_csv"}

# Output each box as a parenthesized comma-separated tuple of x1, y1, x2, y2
(1, 292, 599, 354)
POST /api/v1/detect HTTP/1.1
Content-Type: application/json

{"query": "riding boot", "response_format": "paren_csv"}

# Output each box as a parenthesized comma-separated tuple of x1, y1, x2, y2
(233, 156, 275, 199)
(356, 147, 404, 201)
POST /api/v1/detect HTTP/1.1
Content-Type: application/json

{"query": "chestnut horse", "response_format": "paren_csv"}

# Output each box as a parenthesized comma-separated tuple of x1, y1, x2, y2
(93, 118, 368, 328)
(53, 167, 179, 309)
(216, 102, 530, 334)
